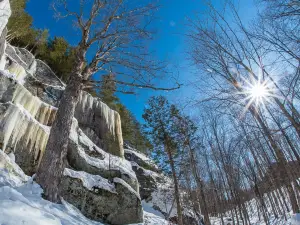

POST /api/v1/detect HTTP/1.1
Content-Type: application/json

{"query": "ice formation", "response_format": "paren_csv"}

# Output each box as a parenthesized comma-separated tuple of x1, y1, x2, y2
(78, 91, 123, 143)
(0, 41, 6, 70)
(12, 84, 57, 126)
(0, 0, 11, 37)
(0, 103, 50, 165)
(6, 61, 27, 84)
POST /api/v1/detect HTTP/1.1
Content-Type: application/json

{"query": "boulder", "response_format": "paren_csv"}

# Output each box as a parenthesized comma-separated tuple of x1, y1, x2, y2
(61, 168, 143, 225)
(68, 119, 139, 192)
(124, 147, 160, 173)
(5, 44, 28, 70)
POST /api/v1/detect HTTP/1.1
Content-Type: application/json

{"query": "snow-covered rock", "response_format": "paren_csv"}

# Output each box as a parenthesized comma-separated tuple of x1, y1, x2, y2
(68, 119, 139, 191)
(0, 59, 141, 222)
(61, 168, 143, 225)
(0, 149, 172, 225)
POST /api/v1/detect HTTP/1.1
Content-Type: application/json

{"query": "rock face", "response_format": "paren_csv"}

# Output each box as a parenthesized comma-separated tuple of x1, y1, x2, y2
(0, 71, 142, 222)
(75, 91, 124, 158)
(124, 147, 203, 225)
(0, 2, 142, 223)
(61, 169, 143, 225)
(124, 147, 161, 200)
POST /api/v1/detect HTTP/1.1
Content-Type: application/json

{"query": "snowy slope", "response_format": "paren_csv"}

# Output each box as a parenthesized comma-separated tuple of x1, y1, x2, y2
(0, 150, 171, 225)
(210, 194, 300, 225)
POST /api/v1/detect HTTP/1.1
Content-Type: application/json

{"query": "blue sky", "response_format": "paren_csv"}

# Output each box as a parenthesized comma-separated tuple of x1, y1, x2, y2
(26, 0, 256, 122)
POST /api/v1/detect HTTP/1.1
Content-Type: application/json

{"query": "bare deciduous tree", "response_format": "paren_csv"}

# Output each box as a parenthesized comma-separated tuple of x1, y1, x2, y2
(36, 0, 180, 202)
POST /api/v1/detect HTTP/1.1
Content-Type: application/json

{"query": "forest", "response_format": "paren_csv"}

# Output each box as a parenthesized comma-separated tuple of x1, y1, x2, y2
(0, 0, 299, 225)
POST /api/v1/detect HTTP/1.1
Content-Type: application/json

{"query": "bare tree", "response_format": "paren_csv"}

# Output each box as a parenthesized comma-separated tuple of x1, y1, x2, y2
(36, 0, 180, 202)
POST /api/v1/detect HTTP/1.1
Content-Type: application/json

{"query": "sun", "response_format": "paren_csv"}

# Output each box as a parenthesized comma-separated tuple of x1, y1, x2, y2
(237, 77, 276, 118)
(243, 79, 271, 107)
(250, 83, 268, 100)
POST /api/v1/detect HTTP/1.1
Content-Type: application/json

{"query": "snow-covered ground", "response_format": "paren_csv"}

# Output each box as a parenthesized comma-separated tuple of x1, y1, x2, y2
(209, 193, 300, 225)
(0, 150, 171, 225)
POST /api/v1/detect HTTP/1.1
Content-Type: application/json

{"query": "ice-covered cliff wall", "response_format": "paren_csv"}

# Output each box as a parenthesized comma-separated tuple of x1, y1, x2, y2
(0, 42, 124, 157)
(0, 2, 142, 222)
(76, 91, 124, 158)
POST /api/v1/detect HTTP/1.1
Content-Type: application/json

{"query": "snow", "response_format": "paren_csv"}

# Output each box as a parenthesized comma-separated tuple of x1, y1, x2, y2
(291, 214, 300, 225)
(114, 177, 140, 199)
(143, 212, 171, 225)
(0, 150, 103, 225)
(0, 149, 172, 225)
(125, 148, 151, 162)
(125, 148, 159, 171)
(210, 188, 300, 225)
(142, 200, 165, 218)
(70, 119, 137, 181)
(148, 175, 177, 218)
(0, 150, 28, 187)
(64, 168, 116, 193)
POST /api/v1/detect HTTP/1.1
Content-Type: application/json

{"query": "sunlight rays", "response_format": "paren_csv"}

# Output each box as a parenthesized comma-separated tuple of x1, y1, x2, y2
(234, 69, 282, 119)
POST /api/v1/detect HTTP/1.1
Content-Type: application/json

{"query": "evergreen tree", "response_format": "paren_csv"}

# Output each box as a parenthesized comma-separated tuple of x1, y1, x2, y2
(36, 37, 77, 82)
(98, 74, 120, 108)
(143, 96, 184, 225)
(7, 0, 33, 41)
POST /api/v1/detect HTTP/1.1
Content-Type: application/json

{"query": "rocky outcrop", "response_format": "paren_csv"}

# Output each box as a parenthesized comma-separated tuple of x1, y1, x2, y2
(61, 169, 143, 225)
(0, 70, 142, 223)
(124, 148, 161, 200)
(125, 147, 203, 225)
(0, 2, 141, 221)
(68, 119, 138, 191)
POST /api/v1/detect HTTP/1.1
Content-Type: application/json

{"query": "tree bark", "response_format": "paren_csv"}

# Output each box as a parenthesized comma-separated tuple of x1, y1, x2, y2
(187, 142, 211, 225)
(165, 142, 184, 225)
(249, 107, 300, 213)
(36, 73, 83, 203)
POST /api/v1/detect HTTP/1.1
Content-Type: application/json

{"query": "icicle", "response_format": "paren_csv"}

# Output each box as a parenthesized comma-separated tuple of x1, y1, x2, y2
(0, 103, 50, 164)
(11, 84, 57, 126)
(114, 111, 123, 147)
(7, 62, 27, 83)
(28, 59, 37, 75)
(81, 91, 88, 112)
(0, 41, 6, 70)
(77, 91, 123, 148)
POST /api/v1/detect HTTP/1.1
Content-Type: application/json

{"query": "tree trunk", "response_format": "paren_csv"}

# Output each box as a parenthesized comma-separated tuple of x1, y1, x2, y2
(187, 143, 211, 225)
(165, 143, 184, 225)
(249, 106, 300, 213)
(36, 73, 83, 203)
